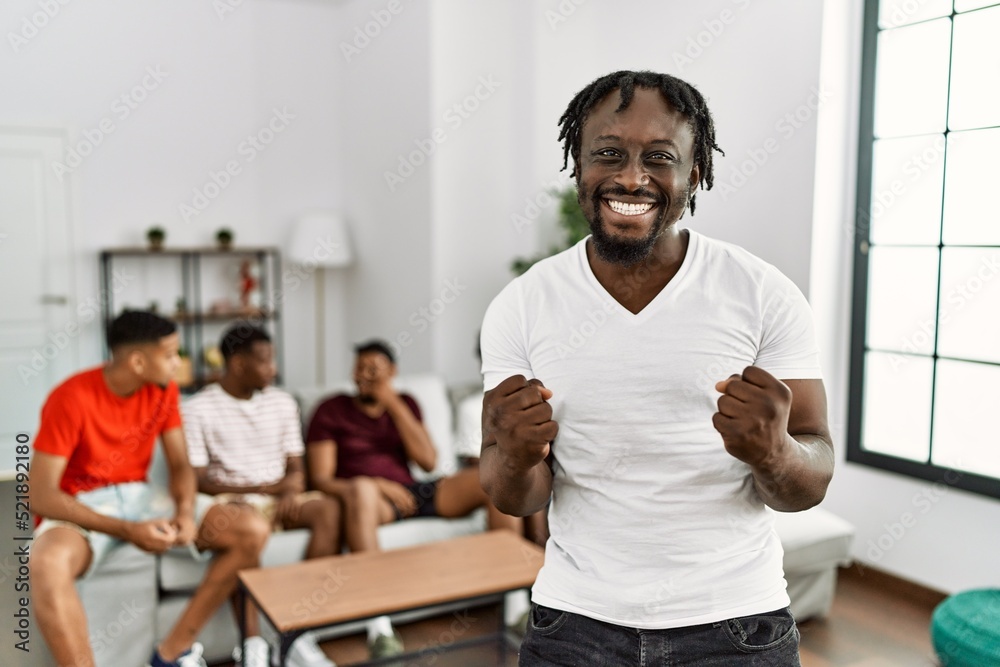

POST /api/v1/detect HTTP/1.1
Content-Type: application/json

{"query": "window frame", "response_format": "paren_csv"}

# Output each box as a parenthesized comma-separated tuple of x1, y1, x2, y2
(848, 0, 1000, 499)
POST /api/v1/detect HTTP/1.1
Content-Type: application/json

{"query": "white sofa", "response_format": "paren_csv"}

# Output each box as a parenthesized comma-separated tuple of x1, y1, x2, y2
(28, 373, 855, 666)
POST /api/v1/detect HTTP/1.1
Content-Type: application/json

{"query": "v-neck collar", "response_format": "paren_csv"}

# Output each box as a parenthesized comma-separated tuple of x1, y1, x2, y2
(577, 229, 698, 324)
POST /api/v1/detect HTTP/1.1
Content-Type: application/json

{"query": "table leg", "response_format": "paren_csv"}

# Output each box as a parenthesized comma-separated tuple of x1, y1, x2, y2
(498, 594, 508, 663)
(278, 630, 303, 667)
(236, 584, 247, 659)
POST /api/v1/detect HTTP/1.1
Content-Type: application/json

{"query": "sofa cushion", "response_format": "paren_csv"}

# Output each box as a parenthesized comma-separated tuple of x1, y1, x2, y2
(773, 506, 855, 574)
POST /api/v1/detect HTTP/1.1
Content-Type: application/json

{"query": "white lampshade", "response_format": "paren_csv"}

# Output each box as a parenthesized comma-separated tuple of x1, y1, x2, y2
(287, 211, 353, 267)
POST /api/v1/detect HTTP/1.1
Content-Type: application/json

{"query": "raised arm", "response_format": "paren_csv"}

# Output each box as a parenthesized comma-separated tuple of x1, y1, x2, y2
(369, 381, 436, 472)
(713, 367, 834, 512)
(479, 376, 558, 517)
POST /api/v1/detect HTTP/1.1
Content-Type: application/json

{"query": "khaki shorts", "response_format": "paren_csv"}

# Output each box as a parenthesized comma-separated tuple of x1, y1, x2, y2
(208, 490, 327, 530)
(34, 483, 216, 577)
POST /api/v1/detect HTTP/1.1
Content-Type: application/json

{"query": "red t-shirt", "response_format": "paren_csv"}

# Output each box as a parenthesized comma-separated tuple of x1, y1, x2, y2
(305, 394, 421, 486)
(34, 367, 182, 496)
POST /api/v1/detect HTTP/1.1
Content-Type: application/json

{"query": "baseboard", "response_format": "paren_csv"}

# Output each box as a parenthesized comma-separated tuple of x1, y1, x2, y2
(841, 562, 948, 609)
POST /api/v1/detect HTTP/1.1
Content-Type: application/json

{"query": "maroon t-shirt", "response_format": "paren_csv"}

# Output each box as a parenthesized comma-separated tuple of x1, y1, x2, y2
(306, 393, 421, 486)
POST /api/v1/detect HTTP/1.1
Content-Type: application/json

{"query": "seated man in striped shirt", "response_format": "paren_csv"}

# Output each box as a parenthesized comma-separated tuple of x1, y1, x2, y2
(183, 324, 340, 667)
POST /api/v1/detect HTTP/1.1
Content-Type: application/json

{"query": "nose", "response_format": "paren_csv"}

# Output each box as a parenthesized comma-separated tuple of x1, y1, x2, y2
(614, 156, 649, 192)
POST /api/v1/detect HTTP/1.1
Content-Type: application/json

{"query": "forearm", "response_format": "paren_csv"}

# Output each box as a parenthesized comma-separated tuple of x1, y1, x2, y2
(31, 490, 130, 539)
(198, 477, 268, 495)
(385, 397, 437, 470)
(480, 443, 552, 517)
(169, 464, 198, 517)
(751, 434, 834, 512)
(312, 475, 355, 501)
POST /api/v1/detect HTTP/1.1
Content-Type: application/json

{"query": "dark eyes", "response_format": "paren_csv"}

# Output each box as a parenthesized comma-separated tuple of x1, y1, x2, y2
(594, 148, 674, 162)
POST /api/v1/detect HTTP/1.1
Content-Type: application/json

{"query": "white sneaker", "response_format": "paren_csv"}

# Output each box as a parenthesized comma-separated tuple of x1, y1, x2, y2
(176, 642, 208, 667)
(233, 635, 270, 667)
(287, 632, 337, 667)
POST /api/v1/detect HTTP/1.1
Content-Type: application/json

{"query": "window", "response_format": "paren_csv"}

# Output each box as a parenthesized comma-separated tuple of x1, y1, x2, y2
(849, 0, 1000, 499)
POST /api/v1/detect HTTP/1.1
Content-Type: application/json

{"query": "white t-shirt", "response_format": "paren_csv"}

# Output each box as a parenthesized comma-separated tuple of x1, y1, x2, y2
(182, 384, 304, 487)
(480, 230, 822, 629)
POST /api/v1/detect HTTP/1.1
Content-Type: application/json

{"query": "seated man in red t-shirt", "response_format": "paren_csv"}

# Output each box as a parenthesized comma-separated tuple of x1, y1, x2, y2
(29, 311, 269, 667)
(305, 339, 521, 656)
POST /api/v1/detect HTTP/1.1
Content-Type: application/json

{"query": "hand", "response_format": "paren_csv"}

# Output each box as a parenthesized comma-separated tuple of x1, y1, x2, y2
(483, 376, 558, 472)
(713, 366, 793, 469)
(273, 493, 301, 527)
(171, 514, 197, 546)
(124, 519, 178, 554)
(375, 478, 417, 518)
(368, 378, 398, 406)
(269, 472, 305, 497)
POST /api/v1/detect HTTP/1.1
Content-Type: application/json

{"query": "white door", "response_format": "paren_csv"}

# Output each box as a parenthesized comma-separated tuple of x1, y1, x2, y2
(0, 128, 76, 477)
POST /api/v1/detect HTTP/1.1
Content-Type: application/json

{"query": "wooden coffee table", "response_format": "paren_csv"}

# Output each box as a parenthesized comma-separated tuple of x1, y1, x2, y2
(236, 531, 545, 666)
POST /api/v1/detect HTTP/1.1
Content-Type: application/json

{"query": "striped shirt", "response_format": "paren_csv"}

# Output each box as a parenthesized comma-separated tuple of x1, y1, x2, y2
(182, 384, 303, 487)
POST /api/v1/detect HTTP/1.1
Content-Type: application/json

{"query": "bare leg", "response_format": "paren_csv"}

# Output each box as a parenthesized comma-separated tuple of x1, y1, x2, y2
(342, 478, 396, 552)
(31, 528, 94, 667)
(156, 504, 270, 661)
(284, 496, 342, 558)
(436, 468, 520, 532)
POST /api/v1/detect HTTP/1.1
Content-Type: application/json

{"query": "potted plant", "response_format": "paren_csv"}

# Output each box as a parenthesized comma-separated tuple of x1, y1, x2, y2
(147, 226, 166, 250)
(216, 227, 234, 250)
(510, 185, 589, 275)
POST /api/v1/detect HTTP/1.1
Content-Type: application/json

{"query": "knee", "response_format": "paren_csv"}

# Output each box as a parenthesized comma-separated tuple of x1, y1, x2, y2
(316, 498, 341, 527)
(30, 546, 79, 591)
(232, 507, 271, 554)
(345, 477, 381, 510)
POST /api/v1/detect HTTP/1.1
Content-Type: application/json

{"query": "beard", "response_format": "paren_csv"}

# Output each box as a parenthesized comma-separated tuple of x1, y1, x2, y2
(578, 181, 691, 267)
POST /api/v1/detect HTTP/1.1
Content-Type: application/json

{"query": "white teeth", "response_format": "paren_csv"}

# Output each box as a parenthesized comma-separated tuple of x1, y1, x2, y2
(606, 199, 654, 216)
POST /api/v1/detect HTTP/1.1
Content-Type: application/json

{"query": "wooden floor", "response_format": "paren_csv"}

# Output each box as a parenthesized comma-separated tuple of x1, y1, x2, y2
(218, 563, 945, 666)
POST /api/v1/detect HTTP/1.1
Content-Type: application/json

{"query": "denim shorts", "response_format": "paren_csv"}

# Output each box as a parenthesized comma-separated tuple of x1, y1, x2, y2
(519, 603, 801, 666)
(34, 482, 214, 578)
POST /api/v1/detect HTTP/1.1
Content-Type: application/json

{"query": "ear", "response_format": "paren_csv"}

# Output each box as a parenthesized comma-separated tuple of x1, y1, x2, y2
(126, 348, 146, 375)
(688, 163, 701, 190)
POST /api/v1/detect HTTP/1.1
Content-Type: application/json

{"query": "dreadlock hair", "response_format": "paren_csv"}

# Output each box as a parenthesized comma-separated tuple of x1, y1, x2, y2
(557, 70, 724, 215)
(107, 310, 177, 351)
(220, 324, 271, 363)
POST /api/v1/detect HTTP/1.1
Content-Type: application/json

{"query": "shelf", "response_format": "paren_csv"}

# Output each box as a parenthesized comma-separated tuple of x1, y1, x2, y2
(100, 246, 284, 389)
(172, 309, 273, 323)
(101, 246, 279, 257)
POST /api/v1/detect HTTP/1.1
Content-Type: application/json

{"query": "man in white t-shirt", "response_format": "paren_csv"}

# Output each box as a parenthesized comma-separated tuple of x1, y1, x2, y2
(480, 70, 834, 666)
(183, 325, 340, 667)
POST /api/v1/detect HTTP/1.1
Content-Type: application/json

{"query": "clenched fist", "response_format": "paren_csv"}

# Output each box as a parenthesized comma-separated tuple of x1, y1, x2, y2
(712, 366, 792, 468)
(482, 375, 559, 472)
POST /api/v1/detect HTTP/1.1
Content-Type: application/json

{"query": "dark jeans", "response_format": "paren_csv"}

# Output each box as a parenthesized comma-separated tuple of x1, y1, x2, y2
(519, 603, 801, 666)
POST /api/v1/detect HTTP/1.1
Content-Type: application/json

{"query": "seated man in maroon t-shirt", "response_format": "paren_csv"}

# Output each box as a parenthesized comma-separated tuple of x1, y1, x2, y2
(305, 340, 519, 552)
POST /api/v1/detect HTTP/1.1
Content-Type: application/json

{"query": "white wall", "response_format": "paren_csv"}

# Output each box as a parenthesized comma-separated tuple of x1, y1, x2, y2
(811, 0, 1000, 594)
(0, 0, 344, 395)
(430, 0, 826, 385)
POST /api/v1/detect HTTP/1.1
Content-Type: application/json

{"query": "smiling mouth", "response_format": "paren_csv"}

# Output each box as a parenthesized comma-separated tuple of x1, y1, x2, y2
(604, 198, 655, 216)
